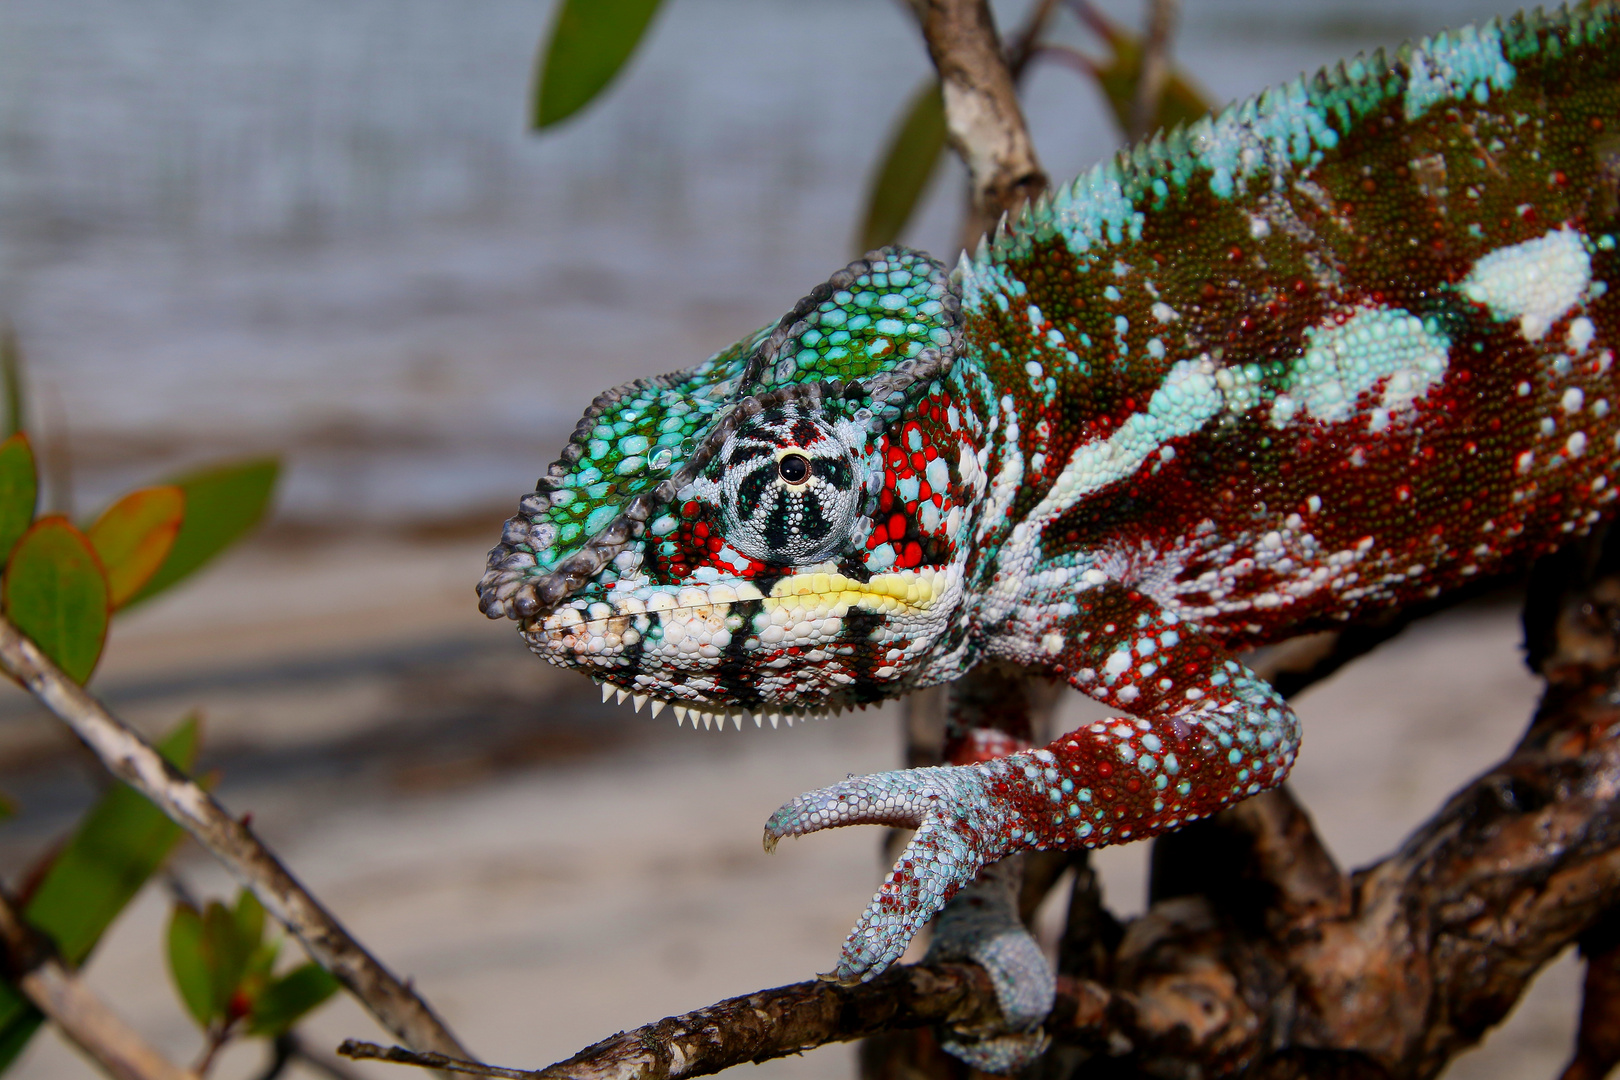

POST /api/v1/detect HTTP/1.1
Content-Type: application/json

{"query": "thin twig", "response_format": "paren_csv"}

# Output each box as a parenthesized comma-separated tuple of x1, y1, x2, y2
(286, 1034, 374, 1080)
(1005, 0, 1063, 78)
(1126, 0, 1180, 142)
(339, 1042, 540, 1080)
(0, 889, 197, 1080)
(0, 613, 469, 1060)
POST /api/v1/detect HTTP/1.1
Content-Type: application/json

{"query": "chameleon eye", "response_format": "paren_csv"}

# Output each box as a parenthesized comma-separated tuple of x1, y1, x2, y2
(777, 453, 811, 486)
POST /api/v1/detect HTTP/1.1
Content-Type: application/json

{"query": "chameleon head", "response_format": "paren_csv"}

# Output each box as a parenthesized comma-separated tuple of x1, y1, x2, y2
(477, 248, 982, 720)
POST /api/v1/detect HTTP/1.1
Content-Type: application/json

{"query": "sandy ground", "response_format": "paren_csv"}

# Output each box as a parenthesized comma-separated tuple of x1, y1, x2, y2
(0, 531, 1584, 1080)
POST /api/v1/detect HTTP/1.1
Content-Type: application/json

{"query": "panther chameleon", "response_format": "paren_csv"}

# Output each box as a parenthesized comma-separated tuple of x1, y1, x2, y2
(479, 1, 1620, 1055)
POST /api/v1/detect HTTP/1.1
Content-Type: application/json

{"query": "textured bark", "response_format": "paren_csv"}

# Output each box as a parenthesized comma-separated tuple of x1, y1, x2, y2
(905, 0, 1048, 250)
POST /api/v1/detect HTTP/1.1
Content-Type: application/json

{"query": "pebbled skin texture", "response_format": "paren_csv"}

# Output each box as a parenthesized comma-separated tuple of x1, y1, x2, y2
(481, 2, 1620, 1016)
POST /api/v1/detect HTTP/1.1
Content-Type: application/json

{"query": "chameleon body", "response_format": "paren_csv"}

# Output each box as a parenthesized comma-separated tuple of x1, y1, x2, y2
(481, 4, 1620, 1001)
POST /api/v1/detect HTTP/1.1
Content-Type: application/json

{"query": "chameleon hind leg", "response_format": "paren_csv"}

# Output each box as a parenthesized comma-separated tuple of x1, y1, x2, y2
(763, 584, 1301, 985)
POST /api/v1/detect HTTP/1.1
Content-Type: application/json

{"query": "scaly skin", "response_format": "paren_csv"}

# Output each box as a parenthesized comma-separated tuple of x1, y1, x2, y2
(481, 4, 1620, 996)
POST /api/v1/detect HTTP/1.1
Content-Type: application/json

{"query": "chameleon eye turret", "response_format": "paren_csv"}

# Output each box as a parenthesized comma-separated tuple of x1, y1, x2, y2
(717, 406, 864, 565)
(482, 3, 1620, 1024)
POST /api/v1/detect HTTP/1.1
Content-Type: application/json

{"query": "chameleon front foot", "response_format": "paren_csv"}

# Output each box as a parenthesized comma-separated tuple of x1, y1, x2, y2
(764, 763, 1020, 982)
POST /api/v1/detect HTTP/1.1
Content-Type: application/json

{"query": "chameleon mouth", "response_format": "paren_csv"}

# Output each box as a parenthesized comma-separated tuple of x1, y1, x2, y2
(592, 679, 868, 730)
(526, 567, 956, 677)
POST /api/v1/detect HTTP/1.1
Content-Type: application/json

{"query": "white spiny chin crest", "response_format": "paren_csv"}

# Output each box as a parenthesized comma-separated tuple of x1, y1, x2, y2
(589, 676, 859, 731)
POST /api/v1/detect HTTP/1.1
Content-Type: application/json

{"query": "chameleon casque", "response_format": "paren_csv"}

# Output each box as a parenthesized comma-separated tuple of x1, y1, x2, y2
(480, 2, 1620, 1059)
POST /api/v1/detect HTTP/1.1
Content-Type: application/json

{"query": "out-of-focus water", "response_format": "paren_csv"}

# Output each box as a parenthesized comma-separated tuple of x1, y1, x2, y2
(0, 0, 1513, 524)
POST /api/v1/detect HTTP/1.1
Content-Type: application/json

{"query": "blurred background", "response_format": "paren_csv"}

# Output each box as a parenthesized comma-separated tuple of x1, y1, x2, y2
(0, 1, 1576, 1077)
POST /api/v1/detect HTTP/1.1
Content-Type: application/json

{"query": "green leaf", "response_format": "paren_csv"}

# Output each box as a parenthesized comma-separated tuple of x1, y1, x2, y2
(87, 486, 184, 610)
(0, 325, 26, 440)
(203, 900, 253, 1018)
(2, 517, 109, 684)
(244, 938, 280, 987)
(0, 1006, 42, 1077)
(531, 0, 664, 129)
(24, 717, 200, 965)
(858, 80, 949, 253)
(0, 720, 200, 1072)
(167, 904, 214, 1028)
(0, 435, 38, 570)
(233, 888, 266, 956)
(245, 963, 339, 1038)
(123, 459, 278, 609)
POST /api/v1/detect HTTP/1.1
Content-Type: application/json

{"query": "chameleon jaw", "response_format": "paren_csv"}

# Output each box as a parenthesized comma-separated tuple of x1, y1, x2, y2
(527, 565, 965, 716)
(592, 678, 860, 730)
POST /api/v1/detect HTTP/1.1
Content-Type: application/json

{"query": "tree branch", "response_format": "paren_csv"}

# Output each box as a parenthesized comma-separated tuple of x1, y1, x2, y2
(0, 889, 197, 1080)
(343, 963, 1066, 1080)
(0, 613, 469, 1060)
(906, 0, 1048, 247)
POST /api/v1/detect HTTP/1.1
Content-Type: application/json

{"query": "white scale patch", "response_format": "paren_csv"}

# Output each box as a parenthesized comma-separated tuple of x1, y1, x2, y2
(992, 302, 1458, 623)
(1274, 306, 1451, 428)
(1461, 227, 1591, 341)
(1015, 305, 1450, 552)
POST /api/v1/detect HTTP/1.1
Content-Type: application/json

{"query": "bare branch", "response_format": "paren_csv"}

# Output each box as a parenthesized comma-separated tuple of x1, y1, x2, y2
(0, 613, 470, 1060)
(1005, 0, 1064, 78)
(1126, 0, 1180, 142)
(0, 890, 197, 1080)
(1562, 906, 1620, 1080)
(906, 0, 1048, 247)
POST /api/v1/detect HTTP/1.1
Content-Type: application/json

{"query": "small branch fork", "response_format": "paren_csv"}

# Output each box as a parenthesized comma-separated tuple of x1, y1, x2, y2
(0, 613, 470, 1061)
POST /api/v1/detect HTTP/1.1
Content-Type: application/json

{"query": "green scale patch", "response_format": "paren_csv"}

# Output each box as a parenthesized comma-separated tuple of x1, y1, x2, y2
(749, 249, 958, 391)
(528, 336, 760, 574)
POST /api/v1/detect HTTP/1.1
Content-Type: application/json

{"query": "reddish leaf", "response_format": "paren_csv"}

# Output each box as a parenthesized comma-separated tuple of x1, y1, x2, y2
(124, 458, 278, 608)
(88, 486, 184, 609)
